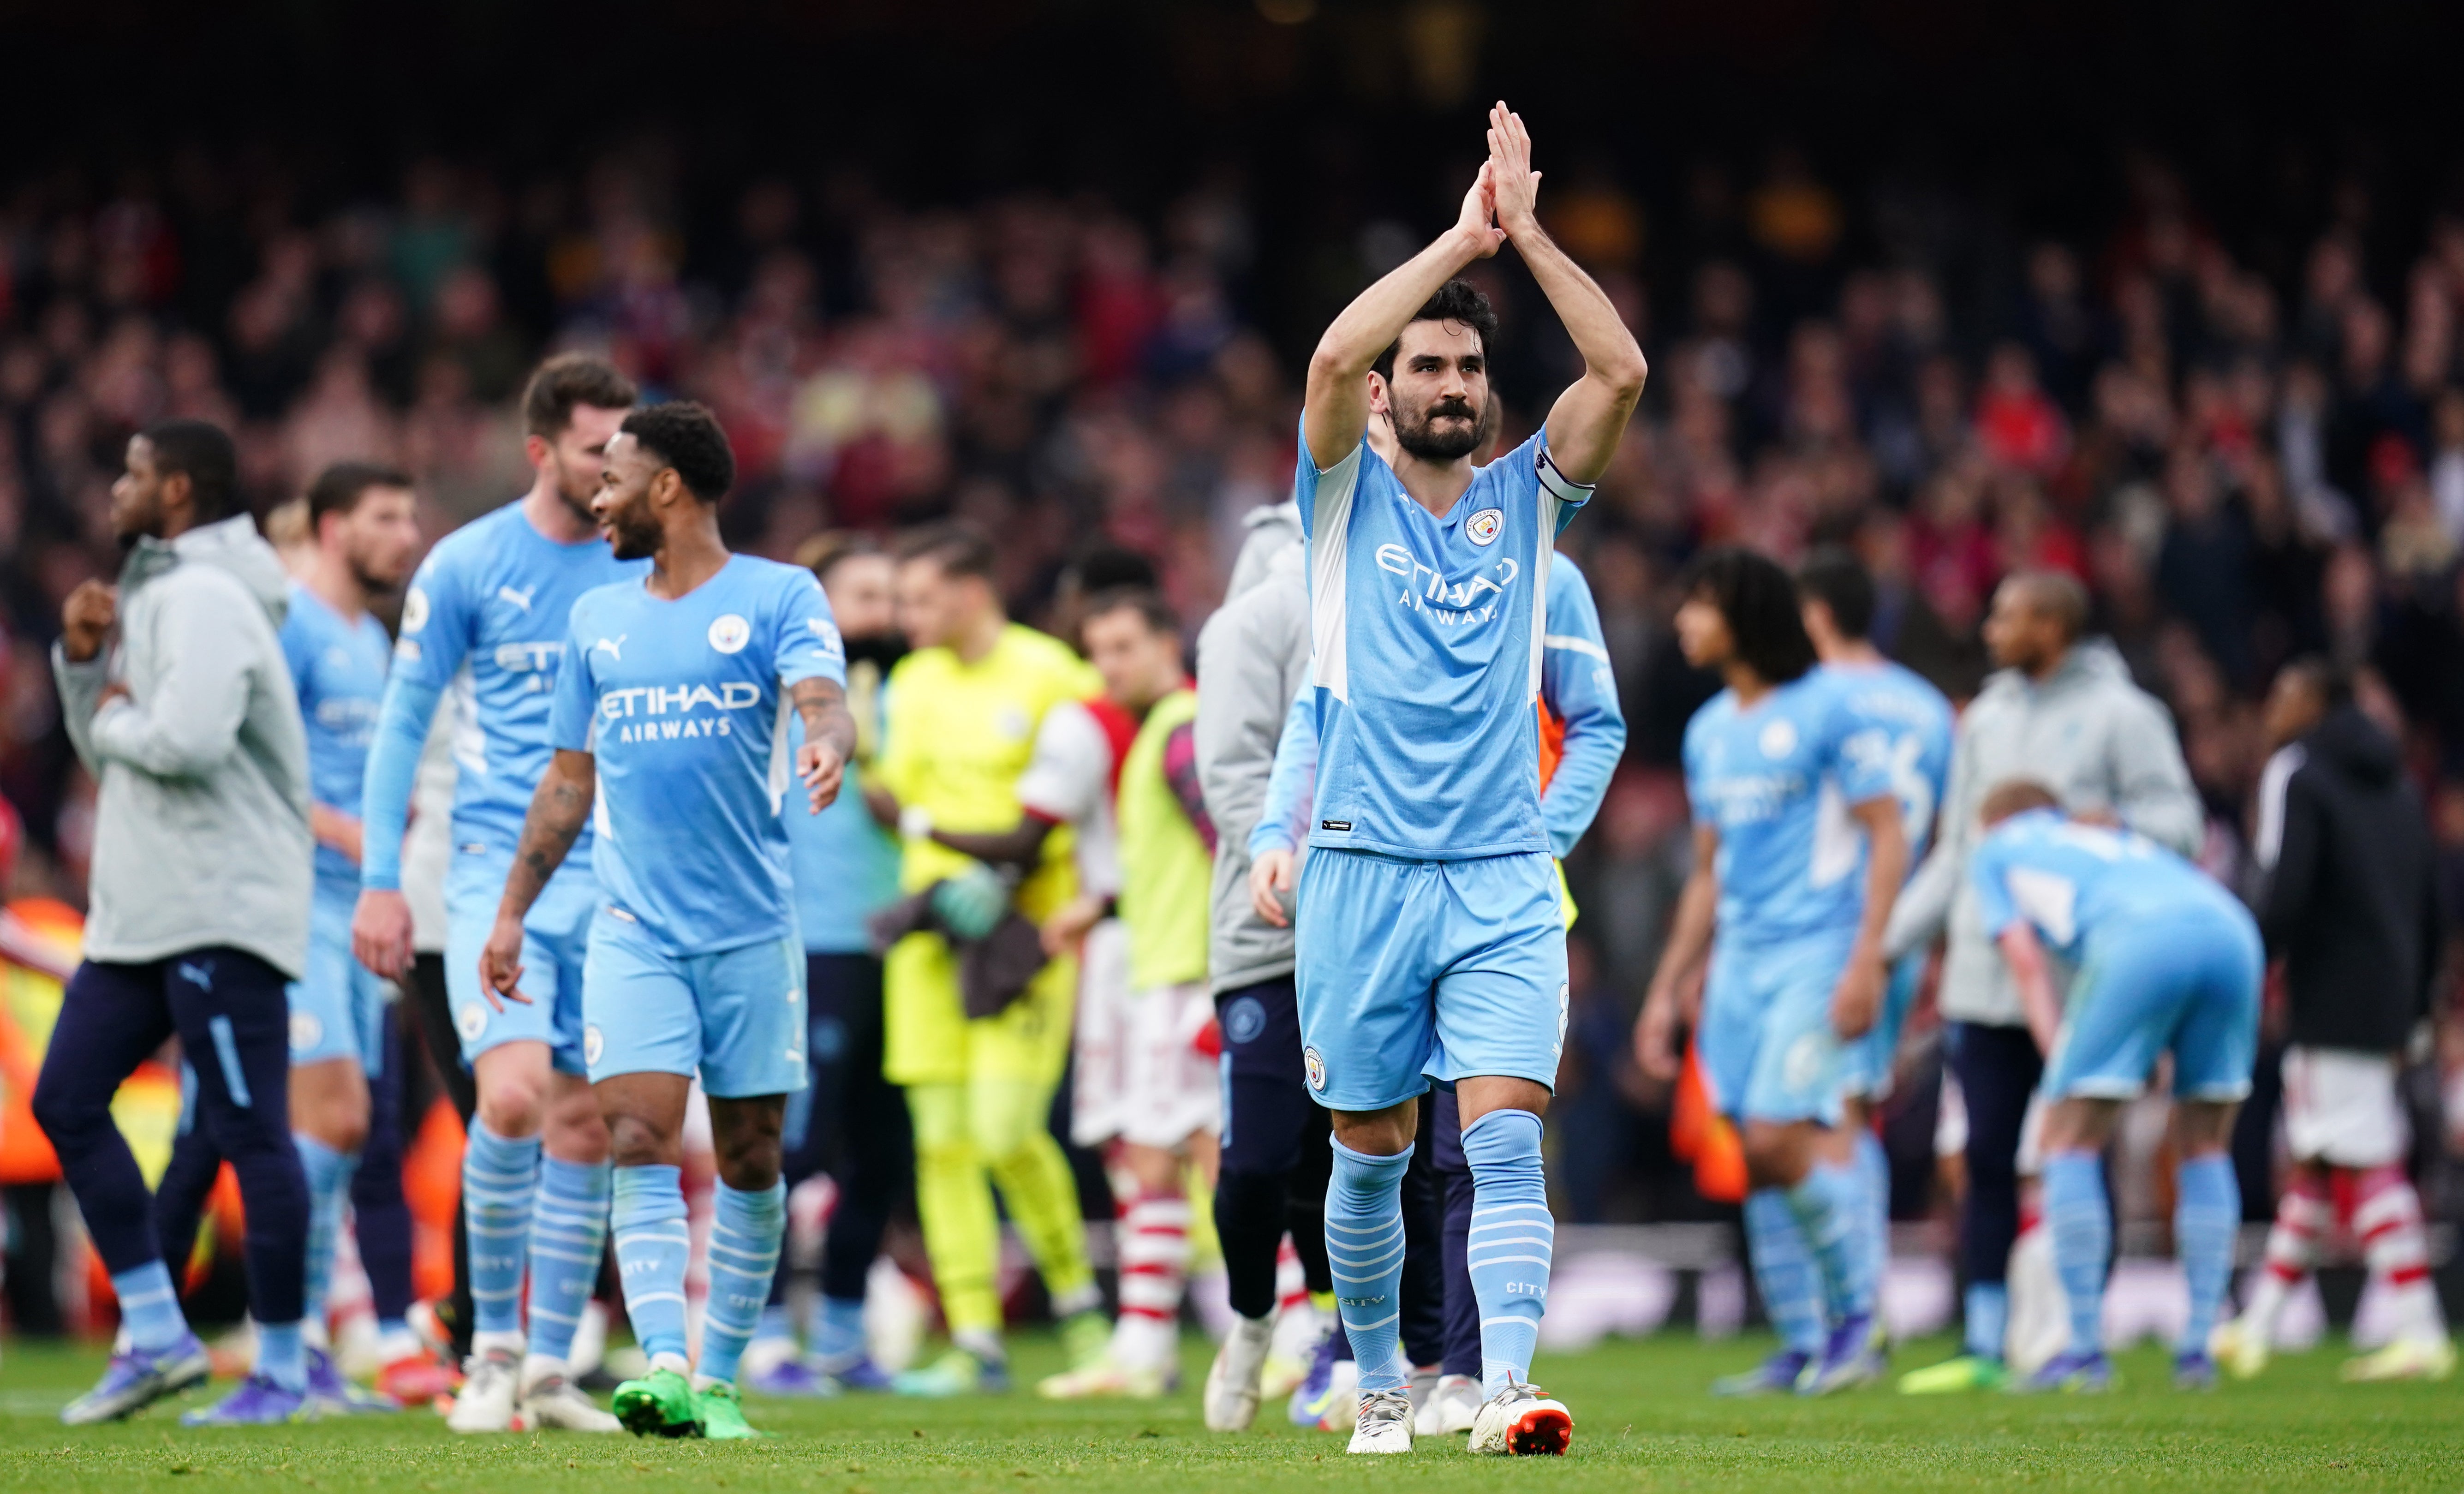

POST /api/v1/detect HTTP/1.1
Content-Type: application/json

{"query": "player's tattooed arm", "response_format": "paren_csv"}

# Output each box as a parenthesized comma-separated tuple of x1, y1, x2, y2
(791, 676, 857, 813)
(479, 748, 596, 1009)
(1483, 102, 1646, 485)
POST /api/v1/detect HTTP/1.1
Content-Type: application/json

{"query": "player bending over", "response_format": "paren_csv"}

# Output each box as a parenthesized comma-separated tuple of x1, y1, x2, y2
(482, 403, 855, 1439)
(1969, 780, 2260, 1391)
(1292, 102, 1644, 1456)
(1638, 549, 1910, 1398)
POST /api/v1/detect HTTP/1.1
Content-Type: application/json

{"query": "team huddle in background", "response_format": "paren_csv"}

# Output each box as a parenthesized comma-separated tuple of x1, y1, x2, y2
(25, 102, 2453, 1453)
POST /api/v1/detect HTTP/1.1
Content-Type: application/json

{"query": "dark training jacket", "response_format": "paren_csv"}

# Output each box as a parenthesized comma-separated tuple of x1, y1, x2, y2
(2252, 706, 2443, 1051)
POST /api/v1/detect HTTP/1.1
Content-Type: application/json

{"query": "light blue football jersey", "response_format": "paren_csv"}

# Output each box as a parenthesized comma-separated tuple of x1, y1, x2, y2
(551, 554, 847, 954)
(1296, 416, 1593, 859)
(1822, 658, 1954, 868)
(280, 584, 394, 888)
(1682, 670, 1895, 944)
(391, 502, 646, 860)
(1968, 807, 2245, 963)
(787, 685, 900, 954)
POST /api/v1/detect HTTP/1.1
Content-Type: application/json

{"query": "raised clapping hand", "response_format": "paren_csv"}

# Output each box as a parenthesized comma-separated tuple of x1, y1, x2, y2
(1456, 160, 1505, 259)
(1485, 100, 1542, 241)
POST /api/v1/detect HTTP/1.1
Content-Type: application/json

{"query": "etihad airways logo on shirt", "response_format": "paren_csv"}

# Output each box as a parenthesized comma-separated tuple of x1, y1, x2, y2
(1374, 544, 1520, 627)
(598, 680, 763, 743)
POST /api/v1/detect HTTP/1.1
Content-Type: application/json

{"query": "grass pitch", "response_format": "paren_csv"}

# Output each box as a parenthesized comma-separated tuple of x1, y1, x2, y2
(1, 1333, 2458, 1493)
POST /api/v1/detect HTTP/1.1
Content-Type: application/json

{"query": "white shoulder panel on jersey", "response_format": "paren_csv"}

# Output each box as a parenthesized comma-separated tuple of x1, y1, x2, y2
(1308, 442, 1366, 704)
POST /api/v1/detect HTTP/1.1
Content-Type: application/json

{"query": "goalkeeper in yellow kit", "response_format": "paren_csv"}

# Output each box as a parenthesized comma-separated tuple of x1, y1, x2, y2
(870, 524, 1110, 1394)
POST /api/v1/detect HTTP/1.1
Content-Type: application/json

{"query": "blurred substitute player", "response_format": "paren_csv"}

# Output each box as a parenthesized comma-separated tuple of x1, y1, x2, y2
(1290, 103, 1645, 1455)
(1038, 589, 1223, 1400)
(1796, 547, 1952, 1349)
(278, 463, 421, 1407)
(870, 524, 1111, 1395)
(1244, 550, 1627, 1436)
(2216, 660, 2452, 1381)
(352, 354, 640, 1432)
(40, 421, 315, 1426)
(744, 536, 914, 1395)
(1636, 550, 1910, 1398)
(482, 402, 855, 1440)
(1965, 781, 2261, 1392)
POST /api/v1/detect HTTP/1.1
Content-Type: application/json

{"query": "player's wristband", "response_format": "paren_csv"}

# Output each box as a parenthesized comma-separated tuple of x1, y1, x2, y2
(899, 804, 936, 841)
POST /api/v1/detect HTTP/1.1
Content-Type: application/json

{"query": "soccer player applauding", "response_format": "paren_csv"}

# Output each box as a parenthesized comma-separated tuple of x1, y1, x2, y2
(1289, 102, 1644, 1456)
(480, 402, 856, 1440)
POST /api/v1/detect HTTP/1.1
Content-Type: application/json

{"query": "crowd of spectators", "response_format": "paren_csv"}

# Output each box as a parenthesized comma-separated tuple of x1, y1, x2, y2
(7, 139, 2464, 1231)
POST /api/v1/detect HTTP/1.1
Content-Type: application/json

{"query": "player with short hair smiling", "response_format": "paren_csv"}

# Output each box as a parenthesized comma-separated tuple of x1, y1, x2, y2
(482, 400, 857, 1440)
(1291, 102, 1645, 1455)
(1637, 548, 1911, 1400)
(352, 353, 640, 1433)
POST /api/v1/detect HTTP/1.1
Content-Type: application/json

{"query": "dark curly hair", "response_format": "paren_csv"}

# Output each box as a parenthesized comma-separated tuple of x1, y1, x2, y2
(1371, 278, 1499, 383)
(1683, 547, 1817, 685)
(621, 401, 735, 503)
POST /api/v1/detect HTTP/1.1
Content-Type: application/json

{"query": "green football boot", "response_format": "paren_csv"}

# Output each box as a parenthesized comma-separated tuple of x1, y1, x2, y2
(693, 1381, 766, 1440)
(612, 1366, 700, 1437)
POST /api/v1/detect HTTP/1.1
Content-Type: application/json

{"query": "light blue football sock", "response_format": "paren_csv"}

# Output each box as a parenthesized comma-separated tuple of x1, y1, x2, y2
(257, 1319, 306, 1392)
(1784, 1159, 1874, 1325)
(810, 1294, 867, 1366)
(1462, 1109, 1554, 1396)
(1854, 1126, 1891, 1306)
(2174, 1153, 2240, 1358)
(293, 1133, 358, 1333)
(461, 1121, 542, 1338)
(1963, 1281, 2009, 1362)
(2042, 1150, 2110, 1358)
(611, 1165, 692, 1366)
(699, 1180, 788, 1388)
(111, 1260, 192, 1355)
(527, 1156, 610, 1364)
(1325, 1138, 1412, 1395)
(1744, 1188, 1827, 1357)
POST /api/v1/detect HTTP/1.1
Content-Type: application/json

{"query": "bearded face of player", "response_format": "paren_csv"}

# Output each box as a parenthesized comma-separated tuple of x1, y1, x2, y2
(538, 402, 629, 525)
(591, 432, 669, 562)
(1378, 318, 1494, 463)
(334, 484, 422, 593)
(108, 436, 176, 546)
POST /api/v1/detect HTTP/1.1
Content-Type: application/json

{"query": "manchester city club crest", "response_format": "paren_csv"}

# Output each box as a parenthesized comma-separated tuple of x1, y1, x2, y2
(1304, 1044, 1327, 1093)
(1465, 507, 1504, 546)
(708, 613, 752, 654)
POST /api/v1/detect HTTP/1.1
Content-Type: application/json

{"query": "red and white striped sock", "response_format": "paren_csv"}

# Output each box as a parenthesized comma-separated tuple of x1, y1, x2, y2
(1111, 1191, 1192, 1371)
(2242, 1172, 2331, 1339)
(2355, 1164, 2446, 1343)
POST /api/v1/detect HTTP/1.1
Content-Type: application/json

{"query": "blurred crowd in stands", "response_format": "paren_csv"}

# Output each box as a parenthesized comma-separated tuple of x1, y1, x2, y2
(6, 138, 2464, 1244)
